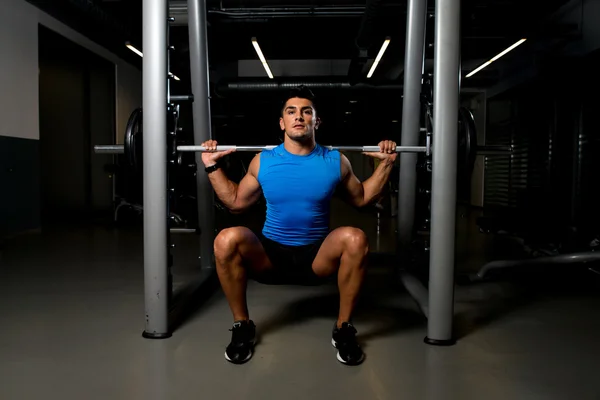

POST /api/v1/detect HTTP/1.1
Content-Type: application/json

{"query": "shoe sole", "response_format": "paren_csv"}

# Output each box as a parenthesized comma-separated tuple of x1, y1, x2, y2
(331, 338, 365, 365)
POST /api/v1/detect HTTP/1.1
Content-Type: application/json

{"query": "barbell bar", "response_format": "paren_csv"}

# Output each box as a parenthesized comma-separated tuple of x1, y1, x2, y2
(93, 144, 512, 155)
(95, 145, 125, 154)
(94, 144, 429, 154)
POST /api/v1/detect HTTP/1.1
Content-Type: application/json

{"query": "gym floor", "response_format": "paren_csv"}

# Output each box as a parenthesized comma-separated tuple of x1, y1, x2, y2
(1, 201, 599, 400)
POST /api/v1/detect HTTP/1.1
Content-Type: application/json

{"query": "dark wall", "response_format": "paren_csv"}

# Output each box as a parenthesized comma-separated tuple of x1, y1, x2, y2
(38, 25, 115, 224)
(484, 49, 600, 243)
(0, 136, 40, 237)
(89, 54, 116, 211)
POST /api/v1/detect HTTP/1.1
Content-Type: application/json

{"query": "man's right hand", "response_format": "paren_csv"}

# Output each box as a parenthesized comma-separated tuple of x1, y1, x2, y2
(201, 140, 236, 167)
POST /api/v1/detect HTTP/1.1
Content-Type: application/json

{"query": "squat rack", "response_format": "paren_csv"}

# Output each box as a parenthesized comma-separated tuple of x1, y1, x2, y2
(141, 0, 460, 345)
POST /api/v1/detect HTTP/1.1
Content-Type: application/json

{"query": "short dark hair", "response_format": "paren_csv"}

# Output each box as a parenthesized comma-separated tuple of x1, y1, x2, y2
(281, 85, 317, 114)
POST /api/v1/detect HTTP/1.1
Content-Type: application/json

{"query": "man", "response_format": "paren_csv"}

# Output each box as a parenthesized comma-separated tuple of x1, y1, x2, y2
(201, 86, 397, 366)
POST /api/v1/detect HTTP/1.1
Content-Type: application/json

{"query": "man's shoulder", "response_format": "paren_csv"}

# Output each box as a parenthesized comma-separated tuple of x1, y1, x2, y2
(316, 144, 341, 156)
(260, 143, 284, 158)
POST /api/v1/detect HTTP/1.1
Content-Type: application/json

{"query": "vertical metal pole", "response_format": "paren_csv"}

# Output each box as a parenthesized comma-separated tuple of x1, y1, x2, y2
(142, 0, 171, 338)
(425, 0, 460, 345)
(188, 0, 215, 270)
(398, 0, 428, 248)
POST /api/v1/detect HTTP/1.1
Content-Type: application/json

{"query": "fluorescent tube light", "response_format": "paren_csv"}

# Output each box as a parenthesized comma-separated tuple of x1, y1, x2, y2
(126, 42, 181, 81)
(466, 38, 527, 78)
(126, 42, 144, 58)
(367, 37, 391, 78)
(251, 37, 274, 79)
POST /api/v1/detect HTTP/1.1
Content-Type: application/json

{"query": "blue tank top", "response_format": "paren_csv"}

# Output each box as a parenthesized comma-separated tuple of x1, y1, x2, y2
(257, 143, 341, 246)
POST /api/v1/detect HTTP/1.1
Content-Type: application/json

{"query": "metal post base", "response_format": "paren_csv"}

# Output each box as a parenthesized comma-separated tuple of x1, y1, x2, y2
(142, 331, 173, 339)
(424, 337, 456, 346)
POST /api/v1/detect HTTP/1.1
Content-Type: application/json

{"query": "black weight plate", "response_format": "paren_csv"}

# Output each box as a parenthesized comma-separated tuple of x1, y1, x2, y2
(458, 106, 478, 176)
(124, 108, 143, 170)
(456, 107, 478, 196)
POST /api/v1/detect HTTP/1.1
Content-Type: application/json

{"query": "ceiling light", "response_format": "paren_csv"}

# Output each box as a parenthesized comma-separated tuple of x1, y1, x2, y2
(367, 37, 391, 78)
(465, 38, 527, 78)
(126, 42, 144, 58)
(251, 37, 274, 79)
(125, 42, 181, 81)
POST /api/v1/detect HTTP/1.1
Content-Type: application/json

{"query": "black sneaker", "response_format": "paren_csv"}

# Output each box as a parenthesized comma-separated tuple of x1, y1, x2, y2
(331, 322, 365, 365)
(225, 320, 256, 364)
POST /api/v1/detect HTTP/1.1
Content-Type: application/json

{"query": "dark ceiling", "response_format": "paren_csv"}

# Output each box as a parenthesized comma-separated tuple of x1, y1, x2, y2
(28, 0, 578, 141)
(28, 0, 576, 78)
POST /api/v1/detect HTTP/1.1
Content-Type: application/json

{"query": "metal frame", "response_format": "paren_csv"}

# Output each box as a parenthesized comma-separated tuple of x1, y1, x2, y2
(397, 0, 460, 346)
(398, 0, 427, 247)
(187, 0, 215, 281)
(140, 0, 215, 339)
(136, 0, 461, 342)
(142, 0, 170, 339)
(426, 0, 460, 345)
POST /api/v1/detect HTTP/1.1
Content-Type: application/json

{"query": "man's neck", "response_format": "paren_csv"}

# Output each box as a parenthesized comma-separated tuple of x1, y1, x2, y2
(283, 137, 316, 155)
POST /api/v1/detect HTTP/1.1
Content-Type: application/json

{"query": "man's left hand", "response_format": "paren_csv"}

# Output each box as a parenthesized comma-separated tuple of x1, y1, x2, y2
(363, 140, 398, 161)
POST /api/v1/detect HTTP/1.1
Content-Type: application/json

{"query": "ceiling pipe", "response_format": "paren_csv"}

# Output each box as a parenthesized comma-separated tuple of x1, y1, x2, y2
(214, 77, 480, 96)
(209, 9, 364, 17)
(215, 78, 403, 97)
(169, 3, 365, 24)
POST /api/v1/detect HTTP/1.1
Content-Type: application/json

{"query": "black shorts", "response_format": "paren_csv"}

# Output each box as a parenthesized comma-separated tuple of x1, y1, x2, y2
(251, 233, 330, 286)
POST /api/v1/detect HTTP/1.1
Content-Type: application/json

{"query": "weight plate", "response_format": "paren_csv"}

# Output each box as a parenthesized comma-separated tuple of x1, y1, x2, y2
(124, 108, 143, 171)
(458, 106, 478, 176)
(457, 106, 478, 196)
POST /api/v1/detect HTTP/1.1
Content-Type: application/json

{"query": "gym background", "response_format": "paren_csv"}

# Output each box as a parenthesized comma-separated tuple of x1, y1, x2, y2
(1, 0, 599, 245)
(1, 0, 599, 399)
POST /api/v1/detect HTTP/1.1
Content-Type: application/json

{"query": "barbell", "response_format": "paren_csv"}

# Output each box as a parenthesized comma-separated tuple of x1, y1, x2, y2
(94, 144, 429, 154)
(94, 105, 510, 177)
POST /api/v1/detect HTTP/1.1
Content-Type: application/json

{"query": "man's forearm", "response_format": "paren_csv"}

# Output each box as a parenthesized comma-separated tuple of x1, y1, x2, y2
(360, 158, 394, 206)
(207, 168, 239, 209)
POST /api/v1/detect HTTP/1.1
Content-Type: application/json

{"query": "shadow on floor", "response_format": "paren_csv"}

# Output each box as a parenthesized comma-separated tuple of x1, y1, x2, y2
(453, 282, 535, 341)
(168, 272, 221, 333)
(452, 269, 600, 340)
(255, 284, 425, 349)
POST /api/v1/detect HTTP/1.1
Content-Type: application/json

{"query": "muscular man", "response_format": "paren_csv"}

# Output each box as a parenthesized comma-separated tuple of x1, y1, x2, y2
(201, 86, 397, 366)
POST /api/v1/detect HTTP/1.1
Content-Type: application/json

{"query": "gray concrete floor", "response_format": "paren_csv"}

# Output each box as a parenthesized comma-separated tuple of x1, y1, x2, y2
(1, 205, 599, 400)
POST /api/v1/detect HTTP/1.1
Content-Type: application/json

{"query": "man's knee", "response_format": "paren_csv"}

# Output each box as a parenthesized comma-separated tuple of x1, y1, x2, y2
(214, 227, 246, 260)
(339, 227, 369, 255)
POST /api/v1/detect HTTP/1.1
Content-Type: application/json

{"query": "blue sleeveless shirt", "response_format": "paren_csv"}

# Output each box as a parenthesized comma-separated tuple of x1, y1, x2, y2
(257, 143, 341, 246)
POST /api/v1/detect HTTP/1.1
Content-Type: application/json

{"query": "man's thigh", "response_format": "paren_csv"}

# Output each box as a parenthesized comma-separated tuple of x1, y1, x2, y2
(218, 227, 273, 275)
(311, 227, 368, 278)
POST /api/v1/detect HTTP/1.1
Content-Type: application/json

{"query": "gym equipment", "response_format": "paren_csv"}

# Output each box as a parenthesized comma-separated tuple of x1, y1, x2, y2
(466, 251, 600, 283)
(94, 0, 499, 342)
(411, 104, 507, 232)
(395, 0, 513, 343)
(178, 145, 426, 153)
(95, 107, 503, 178)
(124, 108, 142, 170)
(94, 142, 428, 157)
(394, 0, 463, 345)
(95, 107, 507, 176)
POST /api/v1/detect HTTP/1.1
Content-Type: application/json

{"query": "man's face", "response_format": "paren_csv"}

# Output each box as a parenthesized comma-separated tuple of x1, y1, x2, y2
(279, 97, 320, 142)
